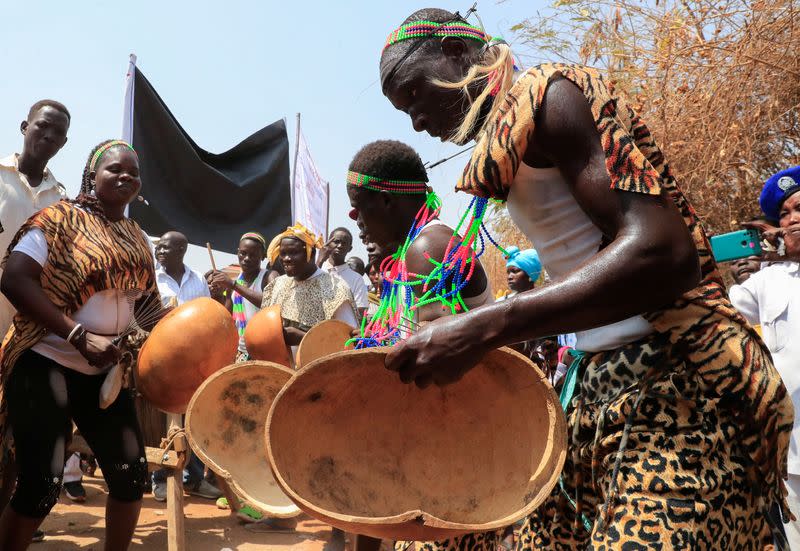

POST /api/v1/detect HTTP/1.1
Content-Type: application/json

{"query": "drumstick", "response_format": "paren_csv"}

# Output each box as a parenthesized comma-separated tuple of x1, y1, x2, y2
(206, 243, 217, 271)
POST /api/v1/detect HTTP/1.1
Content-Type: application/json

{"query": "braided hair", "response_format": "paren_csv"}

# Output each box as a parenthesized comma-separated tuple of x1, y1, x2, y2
(74, 139, 132, 217)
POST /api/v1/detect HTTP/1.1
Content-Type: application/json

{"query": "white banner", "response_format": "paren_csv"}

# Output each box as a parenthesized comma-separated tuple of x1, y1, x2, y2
(291, 127, 329, 241)
(122, 54, 136, 218)
(121, 54, 136, 143)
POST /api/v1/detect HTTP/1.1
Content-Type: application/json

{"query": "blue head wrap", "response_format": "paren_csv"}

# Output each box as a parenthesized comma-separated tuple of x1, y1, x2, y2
(760, 166, 800, 221)
(505, 246, 542, 282)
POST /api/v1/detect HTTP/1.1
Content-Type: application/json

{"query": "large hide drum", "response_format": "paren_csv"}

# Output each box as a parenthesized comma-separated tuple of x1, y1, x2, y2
(244, 305, 292, 367)
(186, 361, 300, 518)
(136, 297, 238, 413)
(295, 320, 354, 369)
(266, 347, 566, 541)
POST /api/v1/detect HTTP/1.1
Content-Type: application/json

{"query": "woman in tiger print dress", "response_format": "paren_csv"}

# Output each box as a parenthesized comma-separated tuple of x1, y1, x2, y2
(376, 8, 793, 551)
(0, 140, 161, 550)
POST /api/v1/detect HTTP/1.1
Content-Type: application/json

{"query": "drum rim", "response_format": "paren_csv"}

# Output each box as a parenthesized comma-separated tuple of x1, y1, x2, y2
(186, 360, 301, 518)
(265, 346, 568, 537)
(295, 319, 355, 369)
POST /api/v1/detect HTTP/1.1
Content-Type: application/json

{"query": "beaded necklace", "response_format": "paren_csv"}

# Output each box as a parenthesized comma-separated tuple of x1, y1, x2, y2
(349, 191, 506, 348)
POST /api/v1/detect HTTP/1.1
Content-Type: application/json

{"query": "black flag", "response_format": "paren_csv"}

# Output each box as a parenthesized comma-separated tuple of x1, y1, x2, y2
(128, 67, 291, 254)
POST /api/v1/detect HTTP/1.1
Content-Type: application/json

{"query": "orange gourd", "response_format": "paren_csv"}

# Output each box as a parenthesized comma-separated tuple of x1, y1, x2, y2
(243, 305, 291, 367)
(136, 297, 238, 413)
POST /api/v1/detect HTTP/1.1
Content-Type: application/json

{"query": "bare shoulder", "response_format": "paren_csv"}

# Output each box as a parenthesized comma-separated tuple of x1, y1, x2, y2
(406, 224, 454, 275)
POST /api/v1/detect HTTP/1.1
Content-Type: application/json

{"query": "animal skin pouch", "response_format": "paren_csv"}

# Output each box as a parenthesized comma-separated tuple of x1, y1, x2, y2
(99, 352, 131, 409)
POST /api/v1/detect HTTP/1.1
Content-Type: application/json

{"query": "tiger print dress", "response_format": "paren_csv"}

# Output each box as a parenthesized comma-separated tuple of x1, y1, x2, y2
(415, 64, 793, 550)
(0, 200, 158, 492)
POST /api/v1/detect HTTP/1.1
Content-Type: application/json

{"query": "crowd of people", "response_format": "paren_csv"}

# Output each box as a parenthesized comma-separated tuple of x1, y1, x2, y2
(0, 5, 798, 551)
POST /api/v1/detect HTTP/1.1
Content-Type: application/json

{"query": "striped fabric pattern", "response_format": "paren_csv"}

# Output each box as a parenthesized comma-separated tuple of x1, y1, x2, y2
(231, 274, 248, 338)
(0, 200, 158, 490)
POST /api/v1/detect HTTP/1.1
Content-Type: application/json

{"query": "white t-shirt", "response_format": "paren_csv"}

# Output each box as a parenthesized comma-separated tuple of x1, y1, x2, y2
(507, 163, 654, 352)
(156, 264, 210, 307)
(13, 228, 140, 375)
(730, 261, 800, 474)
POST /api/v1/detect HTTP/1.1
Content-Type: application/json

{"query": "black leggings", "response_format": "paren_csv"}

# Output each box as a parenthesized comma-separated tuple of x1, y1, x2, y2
(6, 349, 147, 518)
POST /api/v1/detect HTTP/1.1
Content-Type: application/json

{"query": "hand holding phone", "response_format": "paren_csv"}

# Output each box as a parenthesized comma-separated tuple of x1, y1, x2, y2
(710, 229, 763, 262)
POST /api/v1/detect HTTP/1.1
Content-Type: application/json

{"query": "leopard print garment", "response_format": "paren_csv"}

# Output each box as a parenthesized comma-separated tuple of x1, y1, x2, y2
(518, 331, 777, 550)
(409, 64, 793, 550)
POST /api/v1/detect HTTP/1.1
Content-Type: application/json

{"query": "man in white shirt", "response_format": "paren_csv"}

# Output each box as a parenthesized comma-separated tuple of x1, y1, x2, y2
(151, 230, 221, 502)
(0, 100, 70, 338)
(155, 231, 210, 307)
(730, 166, 800, 547)
(317, 227, 368, 318)
(0, 101, 70, 541)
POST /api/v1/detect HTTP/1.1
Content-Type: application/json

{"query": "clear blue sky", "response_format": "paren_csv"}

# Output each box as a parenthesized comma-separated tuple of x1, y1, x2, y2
(0, 0, 544, 271)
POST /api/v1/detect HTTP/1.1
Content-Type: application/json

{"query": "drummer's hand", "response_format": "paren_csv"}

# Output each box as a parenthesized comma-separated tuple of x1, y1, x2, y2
(283, 326, 307, 346)
(206, 270, 235, 291)
(385, 315, 488, 389)
(77, 333, 121, 368)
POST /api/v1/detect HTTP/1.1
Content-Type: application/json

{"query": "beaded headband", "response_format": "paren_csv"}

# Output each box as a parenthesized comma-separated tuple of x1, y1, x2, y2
(347, 170, 429, 195)
(240, 231, 268, 258)
(90, 140, 136, 172)
(383, 20, 490, 52)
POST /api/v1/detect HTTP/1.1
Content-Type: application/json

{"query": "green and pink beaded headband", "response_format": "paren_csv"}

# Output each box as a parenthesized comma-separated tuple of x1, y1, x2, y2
(347, 170, 429, 195)
(90, 140, 136, 172)
(383, 20, 491, 52)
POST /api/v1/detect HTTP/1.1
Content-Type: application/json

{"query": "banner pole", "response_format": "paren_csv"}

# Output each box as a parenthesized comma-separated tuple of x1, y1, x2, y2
(291, 112, 301, 225)
(325, 181, 330, 238)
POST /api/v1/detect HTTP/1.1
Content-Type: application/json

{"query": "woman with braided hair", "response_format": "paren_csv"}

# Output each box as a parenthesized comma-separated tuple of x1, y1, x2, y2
(0, 139, 161, 550)
(377, 7, 793, 550)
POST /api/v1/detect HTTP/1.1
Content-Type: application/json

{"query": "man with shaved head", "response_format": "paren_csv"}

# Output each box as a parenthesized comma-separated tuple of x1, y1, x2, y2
(152, 230, 221, 501)
(154, 231, 208, 307)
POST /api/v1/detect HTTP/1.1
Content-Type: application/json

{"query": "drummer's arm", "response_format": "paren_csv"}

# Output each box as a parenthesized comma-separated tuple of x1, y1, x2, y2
(229, 280, 264, 308)
(207, 270, 262, 308)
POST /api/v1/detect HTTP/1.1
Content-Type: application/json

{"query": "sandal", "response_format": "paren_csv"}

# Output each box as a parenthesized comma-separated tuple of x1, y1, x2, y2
(235, 503, 264, 523)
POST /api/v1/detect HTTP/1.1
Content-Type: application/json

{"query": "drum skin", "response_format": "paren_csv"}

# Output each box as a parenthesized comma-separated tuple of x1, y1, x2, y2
(136, 297, 238, 413)
(266, 347, 567, 541)
(244, 305, 291, 367)
(295, 319, 354, 369)
(186, 361, 300, 518)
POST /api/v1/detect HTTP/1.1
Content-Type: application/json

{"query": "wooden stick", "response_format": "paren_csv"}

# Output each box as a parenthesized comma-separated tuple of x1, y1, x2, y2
(206, 243, 217, 271)
(165, 413, 186, 551)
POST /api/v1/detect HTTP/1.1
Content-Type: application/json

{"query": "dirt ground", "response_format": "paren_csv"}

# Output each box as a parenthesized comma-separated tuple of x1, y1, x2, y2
(37, 474, 341, 550)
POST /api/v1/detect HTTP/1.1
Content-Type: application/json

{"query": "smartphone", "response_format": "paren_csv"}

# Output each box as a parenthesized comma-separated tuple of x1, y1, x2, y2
(710, 229, 763, 262)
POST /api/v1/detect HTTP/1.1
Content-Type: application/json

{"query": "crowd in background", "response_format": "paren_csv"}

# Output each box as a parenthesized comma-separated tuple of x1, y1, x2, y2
(0, 94, 798, 549)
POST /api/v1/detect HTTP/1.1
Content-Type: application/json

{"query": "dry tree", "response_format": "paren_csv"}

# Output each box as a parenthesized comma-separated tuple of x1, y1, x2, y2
(484, 0, 800, 294)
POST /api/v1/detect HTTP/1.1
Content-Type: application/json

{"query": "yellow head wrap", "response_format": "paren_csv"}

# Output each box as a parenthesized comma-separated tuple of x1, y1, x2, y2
(267, 222, 323, 264)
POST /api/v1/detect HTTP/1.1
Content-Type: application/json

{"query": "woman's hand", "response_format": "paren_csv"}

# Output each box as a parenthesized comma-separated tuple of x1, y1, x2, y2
(77, 333, 121, 368)
(384, 315, 490, 388)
